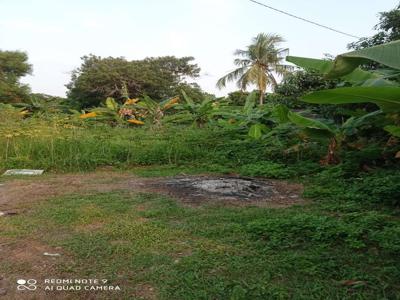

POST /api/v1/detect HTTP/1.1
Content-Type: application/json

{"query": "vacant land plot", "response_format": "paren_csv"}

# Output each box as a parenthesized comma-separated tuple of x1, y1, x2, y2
(0, 170, 398, 299)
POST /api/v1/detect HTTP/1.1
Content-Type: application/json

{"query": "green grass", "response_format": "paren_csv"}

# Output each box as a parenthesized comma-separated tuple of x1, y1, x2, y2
(0, 118, 321, 174)
(1, 190, 399, 299)
(0, 125, 210, 171)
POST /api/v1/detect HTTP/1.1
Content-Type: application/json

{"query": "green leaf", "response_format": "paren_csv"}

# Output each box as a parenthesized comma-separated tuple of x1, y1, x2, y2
(384, 125, 400, 137)
(286, 56, 380, 83)
(327, 40, 400, 78)
(105, 97, 118, 111)
(248, 123, 267, 139)
(287, 111, 335, 134)
(272, 104, 290, 123)
(302, 87, 400, 112)
(359, 78, 398, 87)
(181, 90, 194, 106)
(244, 91, 257, 113)
(286, 56, 332, 73)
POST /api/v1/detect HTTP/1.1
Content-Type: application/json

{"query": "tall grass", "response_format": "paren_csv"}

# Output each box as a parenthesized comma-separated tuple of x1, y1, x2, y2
(0, 123, 226, 172)
(0, 112, 319, 173)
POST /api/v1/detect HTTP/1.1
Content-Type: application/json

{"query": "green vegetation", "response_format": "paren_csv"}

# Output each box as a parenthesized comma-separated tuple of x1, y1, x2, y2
(1, 4, 400, 299)
(1, 189, 399, 299)
(0, 50, 32, 103)
(66, 55, 202, 108)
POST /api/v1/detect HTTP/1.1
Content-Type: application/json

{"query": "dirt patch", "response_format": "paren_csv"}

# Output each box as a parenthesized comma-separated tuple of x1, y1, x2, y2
(0, 172, 146, 212)
(149, 175, 304, 207)
(0, 172, 304, 211)
(0, 239, 73, 299)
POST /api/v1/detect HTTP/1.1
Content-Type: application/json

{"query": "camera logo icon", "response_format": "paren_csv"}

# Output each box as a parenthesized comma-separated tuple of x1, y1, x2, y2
(17, 279, 37, 291)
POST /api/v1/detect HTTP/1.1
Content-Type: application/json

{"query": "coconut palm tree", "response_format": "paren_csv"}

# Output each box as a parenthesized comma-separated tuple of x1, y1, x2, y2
(217, 33, 289, 105)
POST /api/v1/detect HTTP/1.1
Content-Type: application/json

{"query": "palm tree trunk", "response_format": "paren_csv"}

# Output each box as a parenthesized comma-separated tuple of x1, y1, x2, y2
(259, 90, 264, 105)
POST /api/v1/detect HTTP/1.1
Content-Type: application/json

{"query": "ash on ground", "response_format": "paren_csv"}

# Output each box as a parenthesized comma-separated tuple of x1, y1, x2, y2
(163, 176, 280, 201)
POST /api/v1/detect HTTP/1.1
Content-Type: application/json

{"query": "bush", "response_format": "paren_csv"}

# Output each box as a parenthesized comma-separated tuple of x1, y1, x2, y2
(303, 167, 400, 206)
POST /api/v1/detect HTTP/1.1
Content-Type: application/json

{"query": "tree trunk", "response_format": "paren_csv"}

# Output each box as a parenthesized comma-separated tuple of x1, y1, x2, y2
(259, 90, 264, 105)
(320, 137, 340, 165)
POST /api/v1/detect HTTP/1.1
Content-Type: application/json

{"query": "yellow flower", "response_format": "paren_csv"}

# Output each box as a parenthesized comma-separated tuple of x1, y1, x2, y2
(124, 98, 139, 105)
(127, 119, 144, 125)
(80, 112, 97, 119)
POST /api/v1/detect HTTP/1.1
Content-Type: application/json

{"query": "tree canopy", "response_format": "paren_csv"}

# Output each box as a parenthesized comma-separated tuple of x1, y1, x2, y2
(0, 50, 32, 103)
(66, 55, 202, 108)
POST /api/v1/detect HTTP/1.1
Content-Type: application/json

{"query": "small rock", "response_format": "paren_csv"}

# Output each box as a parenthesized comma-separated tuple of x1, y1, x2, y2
(0, 288, 7, 296)
(3, 169, 44, 176)
(0, 211, 18, 217)
(43, 252, 61, 257)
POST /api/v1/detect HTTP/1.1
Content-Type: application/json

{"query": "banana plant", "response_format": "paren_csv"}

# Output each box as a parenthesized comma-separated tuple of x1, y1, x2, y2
(287, 39, 400, 155)
(287, 40, 400, 112)
(80, 97, 144, 126)
(284, 109, 382, 164)
(217, 92, 273, 138)
(168, 90, 227, 128)
(135, 95, 179, 127)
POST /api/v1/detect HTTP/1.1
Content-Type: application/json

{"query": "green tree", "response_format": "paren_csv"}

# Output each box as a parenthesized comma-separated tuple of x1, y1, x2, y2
(0, 50, 32, 103)
(271, 70, 337, 109)
(66, 55, 201, 108)
(348, 3, 400, 50)
(217, 33, 289, 105)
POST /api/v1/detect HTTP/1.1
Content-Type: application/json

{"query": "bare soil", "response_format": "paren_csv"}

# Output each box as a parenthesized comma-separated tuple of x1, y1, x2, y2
(0, 172, 304, 213)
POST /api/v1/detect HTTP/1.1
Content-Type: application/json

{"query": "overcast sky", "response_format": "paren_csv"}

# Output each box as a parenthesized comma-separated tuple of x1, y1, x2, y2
(0, 0, 398, 97)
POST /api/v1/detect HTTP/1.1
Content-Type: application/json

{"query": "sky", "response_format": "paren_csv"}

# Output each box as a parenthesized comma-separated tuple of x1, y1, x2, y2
(0, 0, 398, 97)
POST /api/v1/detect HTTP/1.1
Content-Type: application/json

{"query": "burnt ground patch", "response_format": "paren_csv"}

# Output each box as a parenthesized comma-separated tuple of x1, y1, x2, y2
(148, 175, 304, 207)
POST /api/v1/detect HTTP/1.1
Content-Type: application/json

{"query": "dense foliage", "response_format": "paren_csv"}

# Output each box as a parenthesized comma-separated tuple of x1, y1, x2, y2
(66, 54, 202, 108)
(0, 50, 32, 103)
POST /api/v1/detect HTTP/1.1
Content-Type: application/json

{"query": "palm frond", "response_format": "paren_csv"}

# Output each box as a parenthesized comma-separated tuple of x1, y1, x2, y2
(216, 66, 248, 89)
(233, 49, 250, 57)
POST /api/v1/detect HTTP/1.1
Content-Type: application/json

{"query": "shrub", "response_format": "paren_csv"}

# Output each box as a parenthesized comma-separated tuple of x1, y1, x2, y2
(303, 167, 400, 206)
